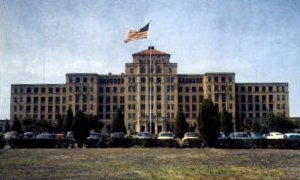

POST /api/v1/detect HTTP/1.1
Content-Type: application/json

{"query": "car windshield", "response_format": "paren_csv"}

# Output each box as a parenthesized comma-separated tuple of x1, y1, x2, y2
(252, 133, 262, 137)
(186, 133, 198, 137)
(233, 133, 248, 137)
(139, 133, 150, 136)
(90, 133, 101, 138)
(159, 133, 173, 137)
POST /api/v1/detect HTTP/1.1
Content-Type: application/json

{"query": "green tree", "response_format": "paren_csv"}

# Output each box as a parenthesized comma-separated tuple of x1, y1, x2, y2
(11, 118, 23, 133)
(235, 110, 244, 131)
(220, 110, 233, 135)
(198, 99, 220, 147)
(111, 108, 126, 133)
(63, 109, 74, 133)
(5, 120, 11, 132)
(252, 121, 261, 132)
(174, 109, 189, 138)
(55, 114, 64, 133)
(35, 119, 53, 133)
(261, 113, 295, 133)
(72, 110, 90, 148)
(22, 116, 37, 132)
(88, 115, 104, 133)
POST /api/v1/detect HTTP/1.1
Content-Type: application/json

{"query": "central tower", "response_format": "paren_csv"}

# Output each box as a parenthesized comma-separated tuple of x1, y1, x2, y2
(124, 46, 178, 133)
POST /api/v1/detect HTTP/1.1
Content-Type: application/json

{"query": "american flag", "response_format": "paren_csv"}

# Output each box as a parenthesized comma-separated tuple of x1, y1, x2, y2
(124, 23, 149, 43)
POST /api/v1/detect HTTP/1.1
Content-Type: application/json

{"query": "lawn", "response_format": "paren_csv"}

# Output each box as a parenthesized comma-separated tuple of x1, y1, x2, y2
(0, 148, 299, 179)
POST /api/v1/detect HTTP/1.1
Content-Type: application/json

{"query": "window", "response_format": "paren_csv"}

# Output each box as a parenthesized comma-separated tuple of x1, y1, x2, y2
(106, 87, 110, 93)
(214, 77, 218, 82)
(199, 87, 203, 92)
(156, 66, 161, 74)
(221, 76, 226, 82)
(178, 87, 182, 92)
(268, 86, 273, 92)
(157, 77, 161, 83)
(248, 86, 252, 92)
(185, 87, 190, 92)
(141, 65, 145, 74)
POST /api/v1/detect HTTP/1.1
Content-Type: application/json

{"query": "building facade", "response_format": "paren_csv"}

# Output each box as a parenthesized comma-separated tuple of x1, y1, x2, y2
(10, 47, 289, 134)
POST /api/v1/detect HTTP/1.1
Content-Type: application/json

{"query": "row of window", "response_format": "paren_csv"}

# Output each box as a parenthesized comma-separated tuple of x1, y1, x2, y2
(68, 76, 124, 84)
(238, 85, 286, 93)
(14, 105, 64, 114)
(98, 96, 125, 104)
(207, 76, 233, 83)
(238, 103, 286, 111)
(178, 77, 203, 84)
(128, 76, 175, 83)
(99, 87, 125, 93)
(15, 96, 66, 104)
(137, 66, 173, 74)
(13, 87, 66, 94)
(68, 76, 95, 83)
(238, 94, 286, 103)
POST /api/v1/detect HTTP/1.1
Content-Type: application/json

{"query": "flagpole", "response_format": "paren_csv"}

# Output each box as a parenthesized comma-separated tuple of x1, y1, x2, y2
(148, 21, 152, 137)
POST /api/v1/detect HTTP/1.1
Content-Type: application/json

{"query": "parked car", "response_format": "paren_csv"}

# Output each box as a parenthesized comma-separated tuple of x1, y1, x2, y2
(136, 132, 152, 139)
(181, 132, 205, 148)
(250, 132, 264, 139)
(266, 132, 284, 139)
(4, 131, 18, 140)
(85, 132, 103, 148)
(229, 132, 250, 139)
(284, 133, 300, 140)
(87, 133, 102, 141)
(218, 132, 226, 140)
(36, 132, 53, 139)
(66, 131, 74, 140)
(157, 132, 175, 140)
(110, 132, 125, 139)
(182, 132, 200, 141)
(23, 132, 35, 138)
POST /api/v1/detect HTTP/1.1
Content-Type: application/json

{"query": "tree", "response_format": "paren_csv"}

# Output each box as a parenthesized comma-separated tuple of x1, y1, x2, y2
(252, 121, 261, 132)
(111, 108, 126, 133)
(88, 115, 104, 133)
(174, 109, 189, 138)
(235, 110, 244, 131)
(22, 116, 37, 132)
(220, 110, 233, 135)
(72, 110, 90, 148)
(11, 118, 23, 133)
(261, 113, 295, 133)
(35, 119, 53, 133)
(63, 109, 74, 133)
(5, 120, 11, 132)
(55, 114, 64, 133)
(198, 99, 220, 147)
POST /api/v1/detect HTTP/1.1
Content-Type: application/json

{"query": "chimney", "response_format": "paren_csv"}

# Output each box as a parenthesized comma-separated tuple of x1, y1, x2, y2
(148, 46, 155, 50)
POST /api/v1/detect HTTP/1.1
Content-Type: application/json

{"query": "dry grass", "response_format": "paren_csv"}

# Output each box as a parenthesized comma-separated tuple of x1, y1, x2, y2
(0, 148, 299, 179)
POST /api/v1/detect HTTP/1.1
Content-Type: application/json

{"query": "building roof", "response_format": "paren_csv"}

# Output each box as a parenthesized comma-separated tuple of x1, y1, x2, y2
(133, 46, 170, 56)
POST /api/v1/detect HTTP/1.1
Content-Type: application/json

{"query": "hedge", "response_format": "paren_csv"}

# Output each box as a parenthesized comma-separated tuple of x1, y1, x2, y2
(5, 138, 300, 149)
(8, 139, 68, 148)
(0, 140, 5, 149)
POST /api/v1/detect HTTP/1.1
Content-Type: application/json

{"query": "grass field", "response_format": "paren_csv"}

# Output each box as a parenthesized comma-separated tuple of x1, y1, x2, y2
(0, 148, 299, 179)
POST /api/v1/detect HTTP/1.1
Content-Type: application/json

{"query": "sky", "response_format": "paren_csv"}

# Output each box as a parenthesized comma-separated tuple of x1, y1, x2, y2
(0, 0, 300, 119)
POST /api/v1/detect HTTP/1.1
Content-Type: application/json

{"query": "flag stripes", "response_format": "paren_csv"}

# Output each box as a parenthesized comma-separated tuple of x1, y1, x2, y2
(124, 23, 149, 43)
